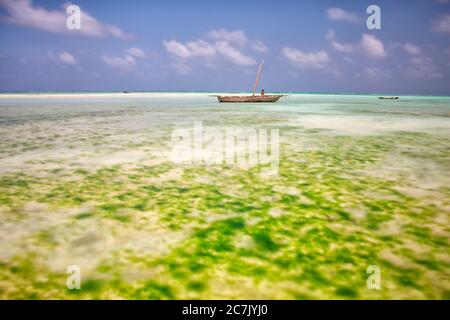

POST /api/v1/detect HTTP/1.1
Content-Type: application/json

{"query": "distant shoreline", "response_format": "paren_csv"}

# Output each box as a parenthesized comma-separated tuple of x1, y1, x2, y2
(0, 92, 449, 99)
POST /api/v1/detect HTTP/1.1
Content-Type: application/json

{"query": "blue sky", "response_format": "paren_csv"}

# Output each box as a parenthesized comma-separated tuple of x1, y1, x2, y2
(0, 0, 449, 94)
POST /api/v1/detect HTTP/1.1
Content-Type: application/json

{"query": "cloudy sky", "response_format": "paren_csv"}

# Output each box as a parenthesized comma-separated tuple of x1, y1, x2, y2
(0, 0, 449, 94)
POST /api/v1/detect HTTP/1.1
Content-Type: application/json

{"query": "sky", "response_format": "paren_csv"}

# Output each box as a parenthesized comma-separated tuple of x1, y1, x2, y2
(0, 0, 449, 94)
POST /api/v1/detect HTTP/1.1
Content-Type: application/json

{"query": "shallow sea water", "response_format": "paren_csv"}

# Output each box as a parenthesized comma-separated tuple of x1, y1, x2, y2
(0, 93, 449, 299)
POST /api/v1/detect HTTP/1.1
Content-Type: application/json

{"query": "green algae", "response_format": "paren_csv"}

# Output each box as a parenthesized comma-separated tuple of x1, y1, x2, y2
(0, 101, 449, 300)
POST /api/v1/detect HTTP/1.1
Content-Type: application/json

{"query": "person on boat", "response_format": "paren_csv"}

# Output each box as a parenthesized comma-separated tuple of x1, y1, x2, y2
(261, 89, 265, 96)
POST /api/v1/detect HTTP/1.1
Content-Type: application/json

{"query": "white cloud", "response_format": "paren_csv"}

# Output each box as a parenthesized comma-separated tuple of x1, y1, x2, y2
(163, 40, 217, 58)
(207, 28, 247, 46)
(101, 55, 136, 71)
(325, 29, 335, 40)
(101, 47, 145, 71)
(405, 51, 442, 79)
(359, 34, 386, 58)
(58, 51, 77, 64)
(125, 47, 146, 59)
(282, 47, 330, 69)
(407, 59, 443, 79)
(326, 7, 360, 23)
(251, 40, 268, 53)
(402, 43, 422, 56)
(169, 59, 192, 75)
(163, 40, 192, 58)
(215, 41, 256, 66)
(432, 14, 450, 33)
(186, 40, 217, 57)
(326, 31, 384, 58)
(0, 0, 133, 39)
(330, 40, 354, 53)
(392, 42, 443, 78)
(163, 30, 259, 72)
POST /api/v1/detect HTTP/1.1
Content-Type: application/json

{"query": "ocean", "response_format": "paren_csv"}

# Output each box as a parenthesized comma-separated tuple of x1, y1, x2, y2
(0, 93, 449, 299)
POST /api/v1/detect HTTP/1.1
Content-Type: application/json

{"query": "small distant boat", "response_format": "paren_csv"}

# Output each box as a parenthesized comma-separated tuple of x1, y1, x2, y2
(379, 96, 399, 100)
(214, 61, 286, 103)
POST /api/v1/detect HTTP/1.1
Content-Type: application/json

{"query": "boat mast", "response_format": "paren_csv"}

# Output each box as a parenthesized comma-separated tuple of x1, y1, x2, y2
(252, 60, 264, 96)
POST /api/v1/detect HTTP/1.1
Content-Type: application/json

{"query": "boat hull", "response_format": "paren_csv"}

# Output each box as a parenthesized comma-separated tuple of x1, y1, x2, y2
(216, 95, 285, 103)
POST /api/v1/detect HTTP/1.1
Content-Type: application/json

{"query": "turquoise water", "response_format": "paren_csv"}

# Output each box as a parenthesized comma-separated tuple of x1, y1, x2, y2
(0, 93, 449, 299)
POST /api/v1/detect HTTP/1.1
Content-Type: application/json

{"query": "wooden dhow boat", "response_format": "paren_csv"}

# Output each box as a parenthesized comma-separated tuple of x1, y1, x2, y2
(214, 61, 286, 103)
(217, 94, 284, 103)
